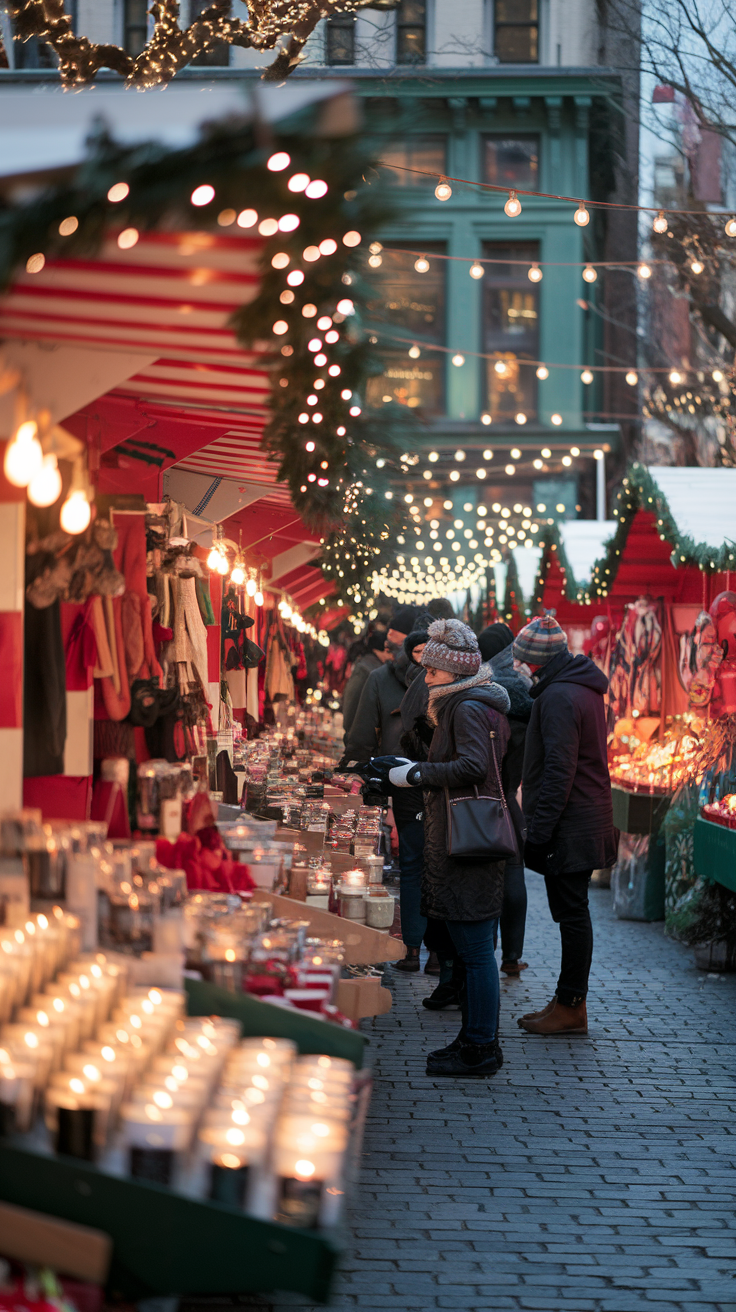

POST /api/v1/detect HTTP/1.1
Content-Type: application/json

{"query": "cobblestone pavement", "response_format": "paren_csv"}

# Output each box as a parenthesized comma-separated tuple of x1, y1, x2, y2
(277, 875, 736, 1312)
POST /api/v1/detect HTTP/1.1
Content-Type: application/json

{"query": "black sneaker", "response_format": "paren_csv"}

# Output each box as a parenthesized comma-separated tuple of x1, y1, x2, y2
(427, 1040, 499, 1079)
(427, 1032, 464, 1063)
(422, 981, 463, 1011)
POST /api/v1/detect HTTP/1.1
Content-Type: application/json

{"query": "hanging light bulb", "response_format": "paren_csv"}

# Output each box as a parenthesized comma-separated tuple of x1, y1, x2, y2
(637, 262, 652, 279)
(713, 369, 724, 383)
(669, 369, 682, 384)
(504, 191, 522, 218)
(625, 370, 638, 386)
(28, 453, 62, 507)
(581, 369, 594, 385)
(60, 489, 91, 535)
(653, 210, 668, 234)
(435, 178, 452, 201)
(574, 202, 590, 227)
(469, 263, 484, 279)
(726, 218, 736, 237)
(216, 551, 229, 576)
(536, 365, 549, 380)
(414, 256, 430, 273)
(4, 420, 43, 488)
(230, 561, 245, 586)
(246, 577, 257, 597)
(690, 259, 704, 275)
(408, 344, 421, 359)
(582, 264, 597, 283)
(254, 590, 264, 607)
(207, 545, 220, 571)
(451, 353, 465, 367)
(528, 264, 543, 283)
(494, 360, 508, 376)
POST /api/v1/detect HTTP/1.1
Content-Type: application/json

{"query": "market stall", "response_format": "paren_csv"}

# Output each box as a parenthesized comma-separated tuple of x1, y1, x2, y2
(0, 80, 407, 1304)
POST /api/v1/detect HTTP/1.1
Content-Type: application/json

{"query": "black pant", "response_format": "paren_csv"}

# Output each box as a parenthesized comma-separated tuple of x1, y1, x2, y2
(500, 862, 527, 962)
(543, 870, 593, 1006)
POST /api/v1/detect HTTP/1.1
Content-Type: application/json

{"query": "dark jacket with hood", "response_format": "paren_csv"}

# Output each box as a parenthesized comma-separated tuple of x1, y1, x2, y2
(415, 673, 511, 922)
(522, 650, 618, 876)
(488, 643, 533, 851)
(345, 650, 423, 820)
(342, 650, 384, 738)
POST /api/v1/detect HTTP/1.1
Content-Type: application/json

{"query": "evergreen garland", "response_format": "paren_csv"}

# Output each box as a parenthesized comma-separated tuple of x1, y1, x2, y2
(0, 111, 417, 563)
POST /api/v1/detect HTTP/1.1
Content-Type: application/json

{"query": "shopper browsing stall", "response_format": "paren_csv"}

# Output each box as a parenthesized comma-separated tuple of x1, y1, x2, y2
(388, 619, 511, 1078)
(513, 615, 619, 1037)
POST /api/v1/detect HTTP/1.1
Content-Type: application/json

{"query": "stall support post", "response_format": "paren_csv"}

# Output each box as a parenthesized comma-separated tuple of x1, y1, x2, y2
(0, 443, 25, 808)
(596, 451, 606, 521)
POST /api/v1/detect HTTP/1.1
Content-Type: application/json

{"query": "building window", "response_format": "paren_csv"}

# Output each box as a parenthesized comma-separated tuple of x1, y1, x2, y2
(326, 15, 356, 65)
(396, 0, 426, 64)
(190, 0, 230, 65)
(483, 242, 539, 420)
(124, 0, 148, 57)
(381, 137, 447, 186)
(365, 242, 446, 414)
(494, 0, 538, 64)
(483, 135, 539, 190)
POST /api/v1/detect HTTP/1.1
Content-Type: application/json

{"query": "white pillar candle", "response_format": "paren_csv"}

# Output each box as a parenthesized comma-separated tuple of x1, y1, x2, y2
(120, 1101, 193, 1185)
(272, 1113, 349, 1229)
(0, 1058, 35, 1132)
(1, 1025, 55, 1088)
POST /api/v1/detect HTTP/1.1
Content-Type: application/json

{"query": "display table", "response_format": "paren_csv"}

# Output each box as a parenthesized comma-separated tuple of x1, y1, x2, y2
(693, 816, 736, 894)
(611, 785, 671, 835)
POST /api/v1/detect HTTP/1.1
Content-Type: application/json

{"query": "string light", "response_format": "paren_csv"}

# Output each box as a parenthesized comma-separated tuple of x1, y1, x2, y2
(414, 256, 430, 273)
(451, 353, 465, 367)
(726, 218, 736, 237)
(713, 369, 724, 382)
(190, 184, 214, 206)
(59, 216, 78, 236)
(637, 263, 652, 279)
(494, 360, 508, 376)
(625, 370, 638, 385)
(26, 253, 45, 274)
(669, 370, 682, 384)
(117, 228, 139, 249)
(581, 369, 594, 384)
(536, 365, 549, 380)
(238, 209, 258, 228)
(4, 420, 43, 488)
(435, 178, 452, 201)
(528, 264, 542, 283)
(267, 152, 291, 171)
(653, 211, 668, 234)
(409, 345, 421, 358)
(28, 454, 62, 508)
(573, 203, 590, 227)
(481, 415, 492, 426)
(582, 265, 597, 283)
(107, 182, 129, 203)
(690, 259, 704, 274)
(60, 489, 91, 535)
(469, 263, 484, 279)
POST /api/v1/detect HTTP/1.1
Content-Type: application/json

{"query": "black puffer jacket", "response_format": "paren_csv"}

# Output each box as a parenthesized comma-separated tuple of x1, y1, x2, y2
(522, 650, 619, 876)
(344, 652, 423, 820)
(489, 644, 533, 850)
(416, 680, 511, 922)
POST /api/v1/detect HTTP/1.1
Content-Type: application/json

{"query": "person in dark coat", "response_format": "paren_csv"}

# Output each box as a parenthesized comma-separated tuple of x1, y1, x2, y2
(389, 619, 511, 1078)
(344, 619, 427, 964)
(341, 632, 391, 740)
(513, 615, 619, 1037)
(487, 634, 534, 975)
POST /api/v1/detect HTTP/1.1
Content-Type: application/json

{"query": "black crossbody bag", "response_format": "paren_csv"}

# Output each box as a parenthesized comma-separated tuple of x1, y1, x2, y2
(444, 729, 518, 862)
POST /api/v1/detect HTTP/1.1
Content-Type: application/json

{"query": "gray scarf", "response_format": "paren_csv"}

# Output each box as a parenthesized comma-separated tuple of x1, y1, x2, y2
(426, 662, 509, 724)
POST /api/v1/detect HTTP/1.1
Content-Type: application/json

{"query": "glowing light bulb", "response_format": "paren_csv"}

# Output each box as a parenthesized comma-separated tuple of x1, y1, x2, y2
(536, 365, 549, 380)
(237, 209, 258, 228)
(574, 202, 590, 226)
(343, 230, 361, 246)
(637, 263, 652, 279)
(207, 547, 220, 571)
(504, 191, 522, 217)
(481, 414, 492, 426)
(505, 464, 515, 475)
(515, 413, 527, 425)
(494, 360, 508, 376)
(653, 210, 668, 234)
(669, 369, 682, 384)
(117, 228, 139, 250)
(288, 173, 310, 192)
(267, 152, 291, 171)
(59, 216, 78, 236)
(409, 345, 421, 358)
(28, 454, 62, 507)
(435, 178, 452, 201)
(582, 264, 597, 283)
(713, 369, 724, 382)
(272, 320, 289, 335)
(230, 563, 245, 586)
(217, 553, 229, 576)
(305, 180, 328, 199)
(4, 420, 43, 488)
(107, 182, 129, 203)
(452, 353, 465, 367)
(254, 591, 264, 606)
(60, 489, 91, 535)
(246, 577, 257, 597)
(414, 257, 430, 273)
(581, 369, 594, 385)
(528, 264, 543, 283)
(625, 370, 638, 386)
(469, 263, 484, 279)
(690, 259, 704, 274)
(726, 218, 736, 237)
(550, 415, 562, 427)
(190, 184, 214, 206)
(336, 299, 354, 315)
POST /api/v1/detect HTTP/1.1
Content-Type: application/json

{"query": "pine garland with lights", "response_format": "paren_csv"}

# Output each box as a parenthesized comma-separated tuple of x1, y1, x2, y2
(532, 520, 583, 608)
(5, 0, 390, 86)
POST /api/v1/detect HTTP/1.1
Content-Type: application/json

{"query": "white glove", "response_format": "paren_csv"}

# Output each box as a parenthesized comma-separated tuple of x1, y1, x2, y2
(389, 762, 421, 787)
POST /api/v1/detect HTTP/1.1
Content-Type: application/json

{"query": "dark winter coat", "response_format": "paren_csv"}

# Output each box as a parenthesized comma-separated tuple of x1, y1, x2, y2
(489, 644, 533, 850)
(522, 650, 619, 877)
(398, 665, 431, 761)
(344, 651, 422, 821)
(342, 651, 383, 738)
(416, 680, 511, 923)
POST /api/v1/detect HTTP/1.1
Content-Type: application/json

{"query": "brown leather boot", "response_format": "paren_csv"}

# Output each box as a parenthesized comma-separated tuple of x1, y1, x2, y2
(518, 999, 588, 1036)
(517, 995, 557, 1026)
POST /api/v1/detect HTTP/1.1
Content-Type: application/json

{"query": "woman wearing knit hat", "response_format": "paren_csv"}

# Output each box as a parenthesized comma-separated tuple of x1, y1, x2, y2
(511, 614, 619, 1036)
(388, 618, 512, 1078)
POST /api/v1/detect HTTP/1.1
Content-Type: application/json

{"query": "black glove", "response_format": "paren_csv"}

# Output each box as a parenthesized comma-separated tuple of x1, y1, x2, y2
(342, 755, 411, 789)
(524, 839, 551, 875)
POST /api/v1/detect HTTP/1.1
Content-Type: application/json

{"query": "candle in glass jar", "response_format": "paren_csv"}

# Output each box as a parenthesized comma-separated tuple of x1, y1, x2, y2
(0, 1056, 35, 1134)
(272, 1113, 349, 1229)
(121, 1101, 193, 1185)
(46, 1078, 104, 1161)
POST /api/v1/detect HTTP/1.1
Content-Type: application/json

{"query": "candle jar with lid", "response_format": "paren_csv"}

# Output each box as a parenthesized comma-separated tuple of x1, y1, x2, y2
(120, 1100, 194, 1185)
(272, 1111, 350, 1229)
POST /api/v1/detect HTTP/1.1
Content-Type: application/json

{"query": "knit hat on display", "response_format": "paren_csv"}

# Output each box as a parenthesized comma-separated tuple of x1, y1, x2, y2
(512, 615, 568, 667)
(421, 618, 482, 677)
(389, 605, 417, 636)
(477, 621, 514, 663)
(403, 628, 429, 664)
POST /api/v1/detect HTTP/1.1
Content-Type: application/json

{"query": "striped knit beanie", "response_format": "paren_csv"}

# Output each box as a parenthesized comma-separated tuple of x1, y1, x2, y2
(420, 618, 481, 677)
(512, 615, 568, 668)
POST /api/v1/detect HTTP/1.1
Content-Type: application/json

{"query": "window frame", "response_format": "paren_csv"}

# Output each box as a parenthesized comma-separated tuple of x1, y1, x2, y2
(482, 240, 541, 421)
(396, 0, 427, 66)
(365, 239, 447, 416)
(123, 0, 148, 58)
(379, 135, 448, 187)
(482, 133, 540, 191)
(325, 13, 356, 66)
(493, 0, 539, 65)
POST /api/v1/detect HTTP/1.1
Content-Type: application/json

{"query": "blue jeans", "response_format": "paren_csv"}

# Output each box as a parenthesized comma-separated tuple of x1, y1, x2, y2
(445, 917, 500, 1044)
(396, 816, 427, 949)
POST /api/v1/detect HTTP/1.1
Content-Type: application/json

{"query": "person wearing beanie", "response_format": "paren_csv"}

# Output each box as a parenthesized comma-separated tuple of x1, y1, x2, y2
(385, 605, 417, 654)
(478, 621, 515, 664)
(341, 630, 391, 740)
(513, 614, 619, 1037)
(387, 618, 513, 1078)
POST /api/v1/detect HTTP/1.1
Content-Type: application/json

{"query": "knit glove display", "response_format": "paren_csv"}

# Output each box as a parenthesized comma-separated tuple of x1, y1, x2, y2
(388, 762, 422, 787)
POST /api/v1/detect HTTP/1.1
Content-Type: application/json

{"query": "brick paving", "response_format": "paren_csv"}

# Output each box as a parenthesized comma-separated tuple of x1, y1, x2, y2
(278, 875, 736, 1312)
